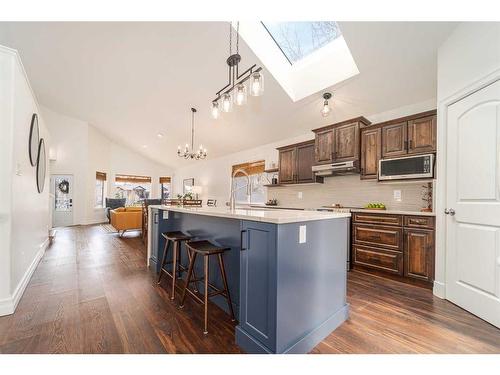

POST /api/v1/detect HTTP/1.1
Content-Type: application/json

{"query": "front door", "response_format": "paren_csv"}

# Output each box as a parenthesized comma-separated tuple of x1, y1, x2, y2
(445, 79, 500, 328)
(51, 174, 74, 227)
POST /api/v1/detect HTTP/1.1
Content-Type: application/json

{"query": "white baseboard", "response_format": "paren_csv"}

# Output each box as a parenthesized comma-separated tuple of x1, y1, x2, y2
(0, 238, 48, 316)
(433, 280, 446, 299)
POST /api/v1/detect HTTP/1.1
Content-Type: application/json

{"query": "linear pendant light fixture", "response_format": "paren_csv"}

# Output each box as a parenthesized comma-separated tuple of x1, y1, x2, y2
(211, 22, 264, 120)
(177, 108, 207, 160)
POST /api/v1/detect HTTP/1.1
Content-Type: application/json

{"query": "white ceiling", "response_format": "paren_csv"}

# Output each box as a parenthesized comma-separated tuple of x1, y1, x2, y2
(0, 22, 457, 168)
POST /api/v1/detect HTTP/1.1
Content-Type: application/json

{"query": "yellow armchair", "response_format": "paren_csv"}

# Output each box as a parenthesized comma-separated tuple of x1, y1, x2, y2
(110, 207, 143, 236)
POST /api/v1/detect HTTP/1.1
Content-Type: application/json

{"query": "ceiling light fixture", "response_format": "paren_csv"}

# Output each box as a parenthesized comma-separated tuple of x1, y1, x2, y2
(157, 133, 163, 138)
(211, 22, 264, 119)
(177, 108, 207, 160)
(321, 92, 332, 117)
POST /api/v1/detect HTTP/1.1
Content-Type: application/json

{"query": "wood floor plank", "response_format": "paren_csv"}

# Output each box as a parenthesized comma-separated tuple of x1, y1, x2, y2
(0, 224, 498, 354)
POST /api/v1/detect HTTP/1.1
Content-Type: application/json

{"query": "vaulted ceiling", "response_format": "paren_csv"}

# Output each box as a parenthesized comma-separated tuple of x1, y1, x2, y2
(0, 22, 457, 168)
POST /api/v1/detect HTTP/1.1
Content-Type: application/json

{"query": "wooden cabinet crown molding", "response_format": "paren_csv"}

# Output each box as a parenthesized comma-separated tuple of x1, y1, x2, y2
(276, 139, 315, 151)
(311, 116, 371, 133)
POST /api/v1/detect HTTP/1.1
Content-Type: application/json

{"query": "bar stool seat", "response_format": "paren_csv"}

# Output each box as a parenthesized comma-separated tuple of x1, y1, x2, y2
(157, 231, 195, 300)
(179, 240, 235, 335)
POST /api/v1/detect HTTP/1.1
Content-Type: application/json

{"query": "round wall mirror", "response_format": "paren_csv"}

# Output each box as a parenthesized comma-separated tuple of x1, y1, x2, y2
(36, 138, 46, 193)
(29, 113, 39, 166)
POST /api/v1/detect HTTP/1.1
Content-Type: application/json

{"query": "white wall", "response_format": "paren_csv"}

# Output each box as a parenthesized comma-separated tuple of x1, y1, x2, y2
(173, 98, 437, 209)
(0, 46, 50, 315)
(434, 22, 500, 298)
(43, 106, 173, 225)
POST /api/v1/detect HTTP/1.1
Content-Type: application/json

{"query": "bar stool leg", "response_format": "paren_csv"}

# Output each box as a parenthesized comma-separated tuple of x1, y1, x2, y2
(203, 255, 209, 335)
(186, 248, 199, 293)
(157, 239, 170, 284)
(217, 253, 235, 321)
(180, 252, 197, 309)
(170, 241, 178, 300)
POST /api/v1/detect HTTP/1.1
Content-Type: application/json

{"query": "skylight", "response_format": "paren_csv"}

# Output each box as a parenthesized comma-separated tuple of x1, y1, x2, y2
(236, 21, 359, 102)
(262, 22, 342, 65)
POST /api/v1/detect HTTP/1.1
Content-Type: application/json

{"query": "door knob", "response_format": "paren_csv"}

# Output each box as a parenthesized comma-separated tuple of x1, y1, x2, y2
(444, 208, 455, 216)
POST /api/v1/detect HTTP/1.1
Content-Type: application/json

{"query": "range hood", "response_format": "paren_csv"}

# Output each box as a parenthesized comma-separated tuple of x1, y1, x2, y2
(312, 160, 359, 176)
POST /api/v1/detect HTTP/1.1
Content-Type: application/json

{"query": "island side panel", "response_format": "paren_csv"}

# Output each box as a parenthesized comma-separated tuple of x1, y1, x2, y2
(275, 217, 349, 354)
(156, 209, 242, 317)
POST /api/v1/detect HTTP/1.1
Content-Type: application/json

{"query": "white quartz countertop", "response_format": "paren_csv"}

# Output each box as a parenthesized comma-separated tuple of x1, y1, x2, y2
(350, 209, 435, 216)
(149, 205, 351, 224)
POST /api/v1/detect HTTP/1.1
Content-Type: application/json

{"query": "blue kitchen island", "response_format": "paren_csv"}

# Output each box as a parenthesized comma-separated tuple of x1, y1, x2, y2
(147, 205, 350, 354)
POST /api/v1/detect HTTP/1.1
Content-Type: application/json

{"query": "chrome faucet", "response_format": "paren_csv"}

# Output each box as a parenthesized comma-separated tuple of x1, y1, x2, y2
(229, 168, 251, 210)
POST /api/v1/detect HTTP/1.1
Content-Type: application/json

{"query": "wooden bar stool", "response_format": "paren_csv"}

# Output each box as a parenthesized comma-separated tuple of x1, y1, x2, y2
(179, 240, 235, 335)
(157, 231, 196, 300)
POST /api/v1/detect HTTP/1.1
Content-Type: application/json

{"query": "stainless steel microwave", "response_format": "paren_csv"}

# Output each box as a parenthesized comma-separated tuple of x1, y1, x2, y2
(378, 154, 434, 181)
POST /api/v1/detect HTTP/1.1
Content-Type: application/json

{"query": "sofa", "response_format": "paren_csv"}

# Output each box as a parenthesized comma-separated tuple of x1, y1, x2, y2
(105, 198, 126, 222)
(110, 207, 142, 236)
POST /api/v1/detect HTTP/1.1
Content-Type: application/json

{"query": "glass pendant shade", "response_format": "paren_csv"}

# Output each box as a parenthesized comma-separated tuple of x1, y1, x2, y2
(211, 101, 220, 119)
(221, 93, 233, 112)
(250, 71, 264, 96)
(321, 100, 332, 117)
(234, 83, 247, 105)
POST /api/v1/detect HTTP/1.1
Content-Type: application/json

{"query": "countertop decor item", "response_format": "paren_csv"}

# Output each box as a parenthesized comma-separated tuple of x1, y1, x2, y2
(28, 113, 39, 166)
(265, 198, 278, 206)
(36, 138, 46, 193)
(210, 22, 264, 120)
(364, 202, 386, 210)
(177, 108, 207, 160)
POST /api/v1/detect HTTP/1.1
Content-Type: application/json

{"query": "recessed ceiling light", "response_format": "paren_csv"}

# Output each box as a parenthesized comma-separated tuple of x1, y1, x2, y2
(142, 145, 148, 148)
(157, 133, 163, 138)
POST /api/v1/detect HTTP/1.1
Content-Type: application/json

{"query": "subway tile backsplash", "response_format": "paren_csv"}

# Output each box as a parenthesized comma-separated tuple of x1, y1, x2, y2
(268, 174, 432, 211)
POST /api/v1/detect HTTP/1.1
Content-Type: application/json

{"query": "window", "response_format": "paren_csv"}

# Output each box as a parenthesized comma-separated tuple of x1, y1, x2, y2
(159, 176, 171, 200)
(114, 174, 152, 206)
(232, 161, 266, 205)
(95, 171, 106, 208)
(262, 22, 342, 64)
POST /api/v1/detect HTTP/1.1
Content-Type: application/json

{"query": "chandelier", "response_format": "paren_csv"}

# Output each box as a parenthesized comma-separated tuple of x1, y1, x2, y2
(177, 108, 207, 160)
(211, 22, 264, 120)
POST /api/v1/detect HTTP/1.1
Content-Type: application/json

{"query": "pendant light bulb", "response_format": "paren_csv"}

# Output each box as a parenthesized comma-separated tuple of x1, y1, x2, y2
(250, 71, 264, 96)
(211, 101, 220, 119)
(321, 92, 333, 117)
(221, 93, 232, 112)
(234, 83, 247, 105)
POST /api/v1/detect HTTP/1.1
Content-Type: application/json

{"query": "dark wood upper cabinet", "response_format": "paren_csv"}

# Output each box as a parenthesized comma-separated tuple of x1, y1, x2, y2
(314, 129, 334, 164)
(278, 146, 296, 184)
(277, 140, 321, 185)
(296, 142, 315, 183)
(334, 122, 360, 162)
(312, 117, 371, 166)
(381, 122, 407, 158)
(408, 115, 436, 154)
(404, 228, 435, 282)
(360, 127, 381, 180)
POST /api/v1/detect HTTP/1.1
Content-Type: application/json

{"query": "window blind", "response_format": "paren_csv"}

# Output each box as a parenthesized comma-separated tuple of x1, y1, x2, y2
(159, 176, 171, 183)
(96, 171, 107, 181)
(115, 174, 152, 183)
(231, 160, 265, 177)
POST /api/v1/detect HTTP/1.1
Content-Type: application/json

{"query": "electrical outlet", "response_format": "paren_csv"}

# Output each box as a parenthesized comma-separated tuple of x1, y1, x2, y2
(298, 192, 303, 199)
(393, 190, 402, 202)
(299, 225, 307, 244)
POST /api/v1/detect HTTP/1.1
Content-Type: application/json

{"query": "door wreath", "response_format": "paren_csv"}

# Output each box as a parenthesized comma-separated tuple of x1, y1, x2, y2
(58, 179, 70, 194)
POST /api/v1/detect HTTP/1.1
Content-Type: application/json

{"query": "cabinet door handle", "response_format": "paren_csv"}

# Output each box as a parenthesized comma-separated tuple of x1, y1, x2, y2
(240, 230, 247, 251)
(409, 139, 413, 149)
(404, 140, 408, 150)
(154, 212, 159, 224)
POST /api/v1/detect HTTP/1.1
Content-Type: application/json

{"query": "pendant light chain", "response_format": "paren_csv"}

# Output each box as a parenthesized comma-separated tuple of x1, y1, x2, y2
(191, 108, 195, 151)
(236, 22, 239, 54)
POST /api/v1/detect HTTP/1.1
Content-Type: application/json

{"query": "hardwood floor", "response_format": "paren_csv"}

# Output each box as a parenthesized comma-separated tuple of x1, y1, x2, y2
(0, 224, 498, 354)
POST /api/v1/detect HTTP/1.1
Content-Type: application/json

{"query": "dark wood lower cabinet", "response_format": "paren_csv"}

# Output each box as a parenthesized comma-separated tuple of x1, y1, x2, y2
(404, 229, 435, 282)
(352, 213, 435, 288)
